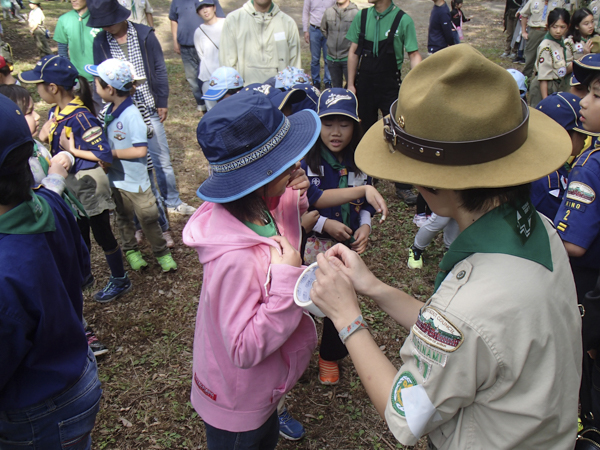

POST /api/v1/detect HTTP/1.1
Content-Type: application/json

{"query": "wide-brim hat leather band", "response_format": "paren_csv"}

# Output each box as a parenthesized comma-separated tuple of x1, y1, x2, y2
(384, 99, 529, 166)
(356, 44, 572, 190)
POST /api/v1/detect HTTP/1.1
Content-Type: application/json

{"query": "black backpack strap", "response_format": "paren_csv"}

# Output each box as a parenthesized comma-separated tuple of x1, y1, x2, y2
(355, 8, 368, 56)
(382, 8, 405, 54)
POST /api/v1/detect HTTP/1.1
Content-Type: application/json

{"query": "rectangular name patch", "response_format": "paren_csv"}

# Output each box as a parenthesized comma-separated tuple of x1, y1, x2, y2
(194, 373, 217, 401)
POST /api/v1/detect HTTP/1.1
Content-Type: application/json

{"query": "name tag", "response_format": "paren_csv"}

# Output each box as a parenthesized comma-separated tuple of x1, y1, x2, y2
(348, 172, 367, 187)
(274, 32, 286, 41)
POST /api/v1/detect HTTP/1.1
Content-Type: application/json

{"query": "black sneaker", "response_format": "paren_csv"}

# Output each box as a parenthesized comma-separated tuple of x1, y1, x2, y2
(82, 273, 95, 290)
(85, 327, 109, 357)
(396, 188, 418, 206)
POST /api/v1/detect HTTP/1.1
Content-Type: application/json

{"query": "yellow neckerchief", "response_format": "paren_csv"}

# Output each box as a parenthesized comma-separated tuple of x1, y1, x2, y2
(48, 96, 86, 145)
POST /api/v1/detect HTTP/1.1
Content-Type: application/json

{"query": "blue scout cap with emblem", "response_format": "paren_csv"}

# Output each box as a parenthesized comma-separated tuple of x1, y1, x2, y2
(195, 0, 215, 10)
(0, 93, 34, 170)
(86, 0, 131, 28)
(195, 90, 321, 202)
(291, 83, 320, 114)
(536, 92, 596, 136)
(202, 67, 244, 101)
(318, 88, 360, 122)
(573, 53, 600, 86)
(274, 67, 311, 90)
(85, 59, 146, 91)
(18, 55, 79, 88)
(240, 83, 306, 112)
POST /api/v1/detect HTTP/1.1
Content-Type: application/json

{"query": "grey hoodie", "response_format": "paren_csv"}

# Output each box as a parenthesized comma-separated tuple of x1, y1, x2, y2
(320, 1, 359, 61)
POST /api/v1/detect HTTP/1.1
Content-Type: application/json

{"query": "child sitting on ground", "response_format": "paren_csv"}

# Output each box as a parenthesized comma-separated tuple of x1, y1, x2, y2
(85, 58, 177, 273)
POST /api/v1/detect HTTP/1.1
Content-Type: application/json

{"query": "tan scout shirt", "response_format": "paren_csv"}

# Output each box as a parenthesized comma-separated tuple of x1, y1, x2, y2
(536, 38, 572, 81)
(521, 0, 564, 28)
(384, 216, 582, 450)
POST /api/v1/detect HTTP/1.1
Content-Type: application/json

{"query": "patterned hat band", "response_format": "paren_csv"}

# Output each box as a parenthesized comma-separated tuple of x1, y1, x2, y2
(210, 117, 291, 173)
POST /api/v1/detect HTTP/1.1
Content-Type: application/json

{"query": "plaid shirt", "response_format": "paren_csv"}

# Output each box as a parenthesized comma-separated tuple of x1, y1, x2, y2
(107, 21, 156, 112)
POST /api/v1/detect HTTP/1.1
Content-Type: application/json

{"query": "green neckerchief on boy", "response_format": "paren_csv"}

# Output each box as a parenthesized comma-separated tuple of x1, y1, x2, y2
(544, 32, 568, 66)
(0, 190, 55, 235)
(371, 3, 396, 57)
(433, 199, 553, 292)
(320, 143, 351, 228)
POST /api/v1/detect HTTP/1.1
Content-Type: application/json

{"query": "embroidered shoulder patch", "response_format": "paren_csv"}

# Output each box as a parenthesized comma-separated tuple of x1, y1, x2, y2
(412, 333, 448, 367)
(412, 307, 463, 353)
(566, 181, 595, 204)
(391, 371, 417, 416)
(82, 126, 103, 143)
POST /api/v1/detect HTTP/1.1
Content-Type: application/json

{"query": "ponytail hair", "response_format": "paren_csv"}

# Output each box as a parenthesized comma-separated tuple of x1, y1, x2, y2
(73, 77, 96, 116)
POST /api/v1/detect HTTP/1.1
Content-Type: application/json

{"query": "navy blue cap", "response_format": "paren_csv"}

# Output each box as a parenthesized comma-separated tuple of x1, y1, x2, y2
(536, 92, 596, 136)
(196, 90, 321, 203)
(317, 88, 360, 122)
(570, 73, 581, 87)
(86, 0, 130, 28)
(291, 83, 320, 114)
(573, 53, 600, 86)
(18, 55, 79, 87)
(0, 93, 34, 170)
(196, 0, 215, 10)
(239, 83, 307, 112)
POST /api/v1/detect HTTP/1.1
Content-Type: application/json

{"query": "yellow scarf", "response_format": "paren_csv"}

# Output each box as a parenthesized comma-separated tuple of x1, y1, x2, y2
(48, 96, 87, 145)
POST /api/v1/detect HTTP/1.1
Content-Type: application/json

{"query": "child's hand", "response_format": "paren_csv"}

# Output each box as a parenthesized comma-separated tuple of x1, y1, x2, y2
(301, 210, 320, 233)
(58, 128, 75, 153)
(584, 40, 593, 55)
(287, 163, 309, 194)
(350, 224, 370, 254)
(52, 152, 73, 171)
(38, 118, 54, 143)
(364, 185, 388, 223)
(47, 159, 68, 179)
(323, 219, 353, 242)
(270, 235, 302, 267)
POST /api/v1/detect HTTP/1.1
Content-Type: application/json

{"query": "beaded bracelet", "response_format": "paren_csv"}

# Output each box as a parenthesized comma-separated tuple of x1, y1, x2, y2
(338, 315, 368, 344)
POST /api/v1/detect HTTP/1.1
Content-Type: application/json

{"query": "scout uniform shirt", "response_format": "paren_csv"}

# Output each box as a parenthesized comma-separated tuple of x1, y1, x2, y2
(555, 146, 600, 270)
(589, 0, 600, 28)
(520, 0, 564, 28)
(565, 36, 589, 60)
(535, 35, 573, 81)
(384, 202, 582, 449)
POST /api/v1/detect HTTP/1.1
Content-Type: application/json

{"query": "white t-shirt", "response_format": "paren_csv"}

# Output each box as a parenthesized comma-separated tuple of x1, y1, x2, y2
(193, 18, 224, 82)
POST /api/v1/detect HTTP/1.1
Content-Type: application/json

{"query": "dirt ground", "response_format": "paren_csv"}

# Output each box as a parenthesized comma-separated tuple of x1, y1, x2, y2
(2, 0, 517, 447)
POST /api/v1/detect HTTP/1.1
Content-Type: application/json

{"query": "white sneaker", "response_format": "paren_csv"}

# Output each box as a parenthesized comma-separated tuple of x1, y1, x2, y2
(135, 229, 144, 245)
(508, 53, 517, 59)
(163, 231, 175, 248)
(500, 52, 510, 58)
(167, 202, 197, 215)
(197, 104, 207, 113)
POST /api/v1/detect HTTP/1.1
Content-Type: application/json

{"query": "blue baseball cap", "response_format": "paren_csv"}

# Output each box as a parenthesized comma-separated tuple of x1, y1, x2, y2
(507, 69, 527, 98)
(240, 83, 306, 112)
(573, 54, 600, 86)
(202, 67, 244, 101)
(291, 83, 320, 113)
(196, 90, 321, 203)
(18, 55, 79, 87)
(196, 0, 215, 10)
(317, 88, 360, 122)
(536, 92, 596, 136)
(85, 58, 145, 91)
(0, 93, 34, 172)
(570, 73, 581, 87)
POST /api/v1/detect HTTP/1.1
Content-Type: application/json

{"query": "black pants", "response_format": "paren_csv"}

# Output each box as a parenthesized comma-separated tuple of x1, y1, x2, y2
(320, 317, 349, 361)
(77, 210, 119, 253)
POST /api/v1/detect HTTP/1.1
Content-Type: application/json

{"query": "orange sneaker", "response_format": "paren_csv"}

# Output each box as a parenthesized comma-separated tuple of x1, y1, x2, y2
(318, 357, 339, 385)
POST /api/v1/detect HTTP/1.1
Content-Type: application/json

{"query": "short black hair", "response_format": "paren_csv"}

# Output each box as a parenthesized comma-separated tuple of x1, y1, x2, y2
(98, 77, 132, 97)
(0, 141, 34, 205)
(457, 184, 531, 213)
(0, 65, 12, 77)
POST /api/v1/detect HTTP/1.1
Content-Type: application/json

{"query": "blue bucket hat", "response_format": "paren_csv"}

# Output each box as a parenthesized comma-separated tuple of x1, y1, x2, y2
(573, 53, 600, 86)
(0, 94, 34, 171)
(202, 67, 244, 101)
(18, 55, 79, 87)
(196, 90, 321, 203)
(537, 92, 596, 136)
(317, 88, 360, 121)
(86, 0, 131, 28)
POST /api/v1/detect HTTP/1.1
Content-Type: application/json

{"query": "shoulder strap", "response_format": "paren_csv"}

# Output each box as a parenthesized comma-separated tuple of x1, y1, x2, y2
(199, 24, 219, 50)
(386, 8, 404, 46)
(355, 8, 368, 56)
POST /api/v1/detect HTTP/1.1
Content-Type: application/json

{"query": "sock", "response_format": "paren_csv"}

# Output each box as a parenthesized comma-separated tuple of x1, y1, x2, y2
(411, 245, 423, 259)
(105, 246, 125, 278)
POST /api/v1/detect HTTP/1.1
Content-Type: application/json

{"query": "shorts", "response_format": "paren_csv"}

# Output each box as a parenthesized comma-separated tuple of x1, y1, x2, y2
(65, 166, 115, 217)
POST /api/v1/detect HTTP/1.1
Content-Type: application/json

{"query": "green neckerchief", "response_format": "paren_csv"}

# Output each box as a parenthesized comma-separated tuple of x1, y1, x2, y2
(433, 200, 553, 292)
(244, 211, 277, 237)
(33, 142, 50, 174)
(320, 143, 351, 227)
(544, 32, 567, 66)
(372, 3, 396, 57)
(0, 191, 56, 235)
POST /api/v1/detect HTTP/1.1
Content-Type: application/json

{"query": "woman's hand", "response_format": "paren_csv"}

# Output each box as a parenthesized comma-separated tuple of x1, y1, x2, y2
(311, 252, 362, 329)
(270, 235, 302, 267)
(323, 244, 379, 296)
(364, 185, 388, 223)
(287, 163, 310, 194)
(350, 224, 370, 254)
(323, 219, 352, 241)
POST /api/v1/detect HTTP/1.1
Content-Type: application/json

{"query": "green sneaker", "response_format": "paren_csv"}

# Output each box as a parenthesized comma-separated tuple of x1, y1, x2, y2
(125, 250, 148, 271)
(157, 253, 177, 273)
(407, 247, 423, 270)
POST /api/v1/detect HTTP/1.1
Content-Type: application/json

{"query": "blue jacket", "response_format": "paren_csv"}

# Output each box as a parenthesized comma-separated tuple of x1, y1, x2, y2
(531, 165, 569, 221)
(427, 3, 454, 54)
(93, 22, 169, 109)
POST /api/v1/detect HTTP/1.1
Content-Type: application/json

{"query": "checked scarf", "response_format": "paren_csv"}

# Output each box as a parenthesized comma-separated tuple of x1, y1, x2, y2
(107, 21, 155, 112)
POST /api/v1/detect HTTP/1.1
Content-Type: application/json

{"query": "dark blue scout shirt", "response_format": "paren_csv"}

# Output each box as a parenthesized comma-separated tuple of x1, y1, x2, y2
(555, 147, 600, 269)
(168, 0, 225, 47)
(427, 2, 454, 54)
(531, 164, 569, 220)
(48, 99, 112, 173)
(0, 188, 90, 410)
(301, 154, 375, 237)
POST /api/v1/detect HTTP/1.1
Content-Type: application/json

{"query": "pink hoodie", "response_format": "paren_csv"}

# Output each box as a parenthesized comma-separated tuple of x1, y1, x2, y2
(182, 188, 318, 432)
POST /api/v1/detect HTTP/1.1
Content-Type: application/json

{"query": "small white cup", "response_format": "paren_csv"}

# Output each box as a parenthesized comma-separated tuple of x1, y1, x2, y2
(293, 262, 325, 317)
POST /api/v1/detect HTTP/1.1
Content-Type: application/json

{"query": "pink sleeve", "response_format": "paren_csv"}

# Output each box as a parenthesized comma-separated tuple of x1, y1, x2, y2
(299, 190, 309, 216)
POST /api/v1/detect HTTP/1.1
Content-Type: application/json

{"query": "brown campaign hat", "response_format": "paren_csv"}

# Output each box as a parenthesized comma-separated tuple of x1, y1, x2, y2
(355, 44, 572, 189)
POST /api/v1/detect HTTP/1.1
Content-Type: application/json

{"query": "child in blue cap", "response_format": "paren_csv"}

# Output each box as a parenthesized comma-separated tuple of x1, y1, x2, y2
(301, 88, 388, 385)
(19, 55, 131, 303)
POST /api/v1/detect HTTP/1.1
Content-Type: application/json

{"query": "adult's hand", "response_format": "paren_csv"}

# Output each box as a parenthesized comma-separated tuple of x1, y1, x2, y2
(157, 108, 168, 122)
(323, 243, 379, 296)
(311, 252, 362, 329)
(304, 31, 309, 44)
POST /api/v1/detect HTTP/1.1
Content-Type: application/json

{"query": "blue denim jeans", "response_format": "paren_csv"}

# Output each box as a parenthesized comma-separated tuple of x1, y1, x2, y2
(179, 45, 204, 106)
(134, 168, 169, 232)
(204, 410, 279, 450)
(148, 112, 182, 208)
(0, 348, 102, 450)
(309, 25, 330, 86)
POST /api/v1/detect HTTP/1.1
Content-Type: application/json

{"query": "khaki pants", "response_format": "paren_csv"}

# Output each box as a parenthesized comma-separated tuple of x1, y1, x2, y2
(33, 28, 52, 57)
(505, 8, 519, 53)
(528, 77, 564, 107)
(523, 27, 546, 78)
(111, 187, 168, 257)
